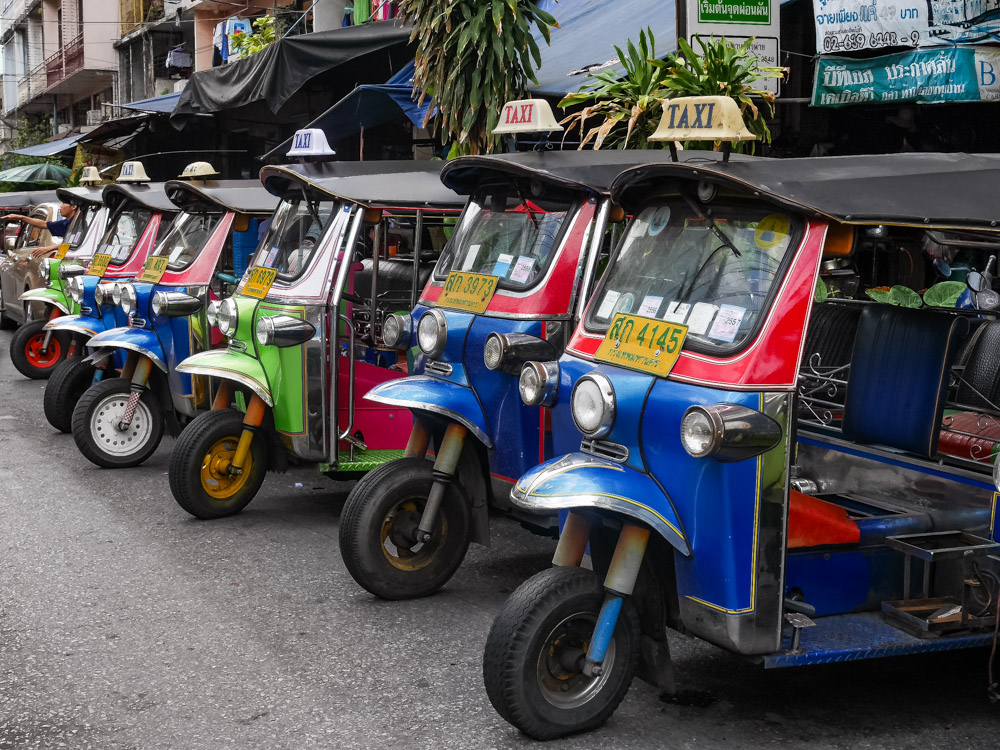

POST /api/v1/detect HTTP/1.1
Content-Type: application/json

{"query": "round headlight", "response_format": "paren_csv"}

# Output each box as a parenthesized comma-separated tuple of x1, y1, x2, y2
(518, 363, 542, 405)
(680, 407, 722, 458)
(111, 283, 123, 306)
(120, 283, 136, 315)
(383, 313, 410, 349)
(256, 316, 274, 347)
(94, 282, 111, 306)
(571, 373, 615, 438)
(484, 332, 504, 371)
(69, 276, 83, 303)
(417, 309, 447, 358)
(40, 258, 52, 279)
(206, 299, 220, 327)
(518, 360, 560, 407)
(217, 297, 238, 337)
(151, 291, 166, 317)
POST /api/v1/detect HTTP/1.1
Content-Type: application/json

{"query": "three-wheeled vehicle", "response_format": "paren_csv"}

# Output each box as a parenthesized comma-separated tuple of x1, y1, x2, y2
(0, 189, 59, 331)
(483, 97, 1000, 739)
(168, 161, 464, 519)
(41, 163, 177, 429)
(337, 99, 695, 601)
(65, 174, 276, 467)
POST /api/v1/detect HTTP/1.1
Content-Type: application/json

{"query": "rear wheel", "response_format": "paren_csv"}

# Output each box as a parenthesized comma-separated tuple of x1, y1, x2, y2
(169, 408, 267, 519)
(483, 566, 640, 740)
(72, 377, 164, 468)
(339, 457, 471, 600)
(9, 319, 69, 379)
(44, 356, 97, 433)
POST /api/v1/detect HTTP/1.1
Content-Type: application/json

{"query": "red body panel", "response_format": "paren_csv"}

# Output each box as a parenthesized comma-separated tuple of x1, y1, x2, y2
(336, 357, 412, 449)
(103, 213, 165, 279)
(158, 212, 235, 286)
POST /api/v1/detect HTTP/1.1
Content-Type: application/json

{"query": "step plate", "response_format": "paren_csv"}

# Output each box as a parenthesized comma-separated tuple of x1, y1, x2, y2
(335, 448, 405, 473)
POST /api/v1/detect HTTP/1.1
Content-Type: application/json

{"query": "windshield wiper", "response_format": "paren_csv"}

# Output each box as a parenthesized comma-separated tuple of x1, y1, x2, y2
(681, 192, 740, 258)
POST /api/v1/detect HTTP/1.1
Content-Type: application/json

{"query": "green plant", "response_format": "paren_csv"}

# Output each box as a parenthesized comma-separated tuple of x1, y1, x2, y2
(229, 16, 276, 58)
(0, 118, 60, 172)
(865, 285, 922, 308)
(399, 0, 559, 155)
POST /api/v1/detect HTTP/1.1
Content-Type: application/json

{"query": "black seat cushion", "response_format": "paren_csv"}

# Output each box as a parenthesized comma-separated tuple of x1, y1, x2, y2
(802, 302, 863, 369)
(955, 320, 1000, 410)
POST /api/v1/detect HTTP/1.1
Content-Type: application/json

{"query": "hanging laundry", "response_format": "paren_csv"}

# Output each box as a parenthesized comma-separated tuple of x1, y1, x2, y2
(225, 17, 251, 61)
(213, 22, 224, 66)
(166, 44, 192, 70)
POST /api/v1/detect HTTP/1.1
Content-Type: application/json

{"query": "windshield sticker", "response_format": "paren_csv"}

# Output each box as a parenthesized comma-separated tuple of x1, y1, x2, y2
(438, 271, 499, 314)
(54, 243, 71, 260)
(461, 244, 481, 271)
(615, 293, 635, 316)
(137, 256, 169, 284)
(663, 301, 691, 324)
(754, 214, 791, 250)
(510, 256, 535, 284)
(687, 302, 719, 335)
(242, 267, 278, 299)
(595, 290, 622, 320)
(637, 295, 663, 317)
(647, 207, 672, 236)
(492, 253, 514, 277)
(264, 246, 280, 266)
(595, 313, 687, 377)
(87, 253, 112, 276)
(707, 304, 746, 343)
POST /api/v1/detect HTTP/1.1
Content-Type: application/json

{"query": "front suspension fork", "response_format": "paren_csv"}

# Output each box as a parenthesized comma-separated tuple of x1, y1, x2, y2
(229, 394, 268, 475)
(553, 512, 650, 676)
(405, 420, 467, 543)
(39, 306, 62, 354)
(117, 355, 153, 430)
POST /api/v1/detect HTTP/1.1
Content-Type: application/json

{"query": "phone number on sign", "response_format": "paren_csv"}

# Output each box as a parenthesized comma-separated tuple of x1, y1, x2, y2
(821, 30, 919, 52)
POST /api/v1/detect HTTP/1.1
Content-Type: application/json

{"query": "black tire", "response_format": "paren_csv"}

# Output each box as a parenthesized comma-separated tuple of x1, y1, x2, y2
(71, 377, 164, 468)
(0, 285, 16, 330)
(339, 456, 472, 600)
(483, 566, 640, 740)
(169, 408, 267, 519)
(9, 319, 70, 379)
(44, 356, 97, 433)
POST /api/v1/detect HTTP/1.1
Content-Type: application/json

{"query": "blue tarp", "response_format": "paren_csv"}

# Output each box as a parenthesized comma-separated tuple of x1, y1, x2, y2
(121, 92, 181, 114)
(11, 132, 86, 157)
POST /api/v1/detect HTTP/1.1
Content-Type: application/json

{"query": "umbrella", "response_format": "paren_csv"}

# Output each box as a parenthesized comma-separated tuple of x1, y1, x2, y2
(0, 163, 72, 185)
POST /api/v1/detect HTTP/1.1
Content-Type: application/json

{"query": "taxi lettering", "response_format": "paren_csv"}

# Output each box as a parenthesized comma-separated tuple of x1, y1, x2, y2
(663, 101, 717, 130)
(293, 131, 312, 150)
(503, 102, 535, 126)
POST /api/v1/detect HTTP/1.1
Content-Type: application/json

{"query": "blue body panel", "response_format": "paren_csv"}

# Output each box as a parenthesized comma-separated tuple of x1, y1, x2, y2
(367, 375, 493, 447)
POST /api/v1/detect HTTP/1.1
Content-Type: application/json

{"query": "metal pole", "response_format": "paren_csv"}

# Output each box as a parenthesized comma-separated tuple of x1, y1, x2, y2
(410, 210, 423, 310)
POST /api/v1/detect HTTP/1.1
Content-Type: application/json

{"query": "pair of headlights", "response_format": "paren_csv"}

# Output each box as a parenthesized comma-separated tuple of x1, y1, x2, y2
(381, 310, 444, 358)
(91, 281, 137, 312)
(516, 362, 611, 437)
(207, 298, 314, 348)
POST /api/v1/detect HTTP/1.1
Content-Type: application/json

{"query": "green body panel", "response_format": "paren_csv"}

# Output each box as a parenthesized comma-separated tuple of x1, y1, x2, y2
(253, 302, 307, 436)
(325, 448, 405, 473)
(21, 286, 73, 314)
(175, 348, 272, 404)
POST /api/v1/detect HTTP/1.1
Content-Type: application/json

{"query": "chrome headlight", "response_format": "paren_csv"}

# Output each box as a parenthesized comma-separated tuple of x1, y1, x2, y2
(111, 282, 123, 306)
(68, 275, 84, 303)
(680, 404, 782, 462)
(484, 332, 558, 374)
(417, 309, 447, 358)
(217, 297, 238, 337)
(382, 312, 411, 349)
(206, 299, 220, 327)
(94, 282, 116, 307)
(256, 315, 315, 348)
(571, 372, 615, 437)
(152, 291, 202, 318)
(58, 263, 86, 281)
(40, 258, 52, 280)
(519, 360, 560, 407)
(119, 283, 137, 315)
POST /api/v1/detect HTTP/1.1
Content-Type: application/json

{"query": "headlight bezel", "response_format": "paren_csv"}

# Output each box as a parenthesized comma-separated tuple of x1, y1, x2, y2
(94, 281, 116, 307)
(217, 297, 239, 337)
(570, 372, 615, 438)
(382, 312, 412, 349)
(151, 291, 202, 318)
(68, 275, 84, 303)
(206, 299, 220, 327)
(255, 314, 316, 348)
(118, 283, 137, 315)
(417, 309, 447, 358)
(680, 403, 783, 462)
(519, 360, 560, 408)
(484, 331, 558, 375)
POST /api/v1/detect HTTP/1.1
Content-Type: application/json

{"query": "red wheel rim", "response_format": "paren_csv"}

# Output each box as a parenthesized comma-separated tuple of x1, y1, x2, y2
(24, 333, 62, 369)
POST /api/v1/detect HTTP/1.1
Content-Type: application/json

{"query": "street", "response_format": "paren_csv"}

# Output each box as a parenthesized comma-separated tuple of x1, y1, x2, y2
(0, 329, 997, 749)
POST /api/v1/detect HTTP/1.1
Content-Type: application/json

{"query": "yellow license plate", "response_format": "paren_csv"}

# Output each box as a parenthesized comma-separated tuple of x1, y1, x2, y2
(594, 313, 687, 377)
(87, 253, 112, 277)
(241, 267, 277, 299)
(136, 256, 169, 283)
(438, 271, 498, 314)
(54, 243, 71, 260)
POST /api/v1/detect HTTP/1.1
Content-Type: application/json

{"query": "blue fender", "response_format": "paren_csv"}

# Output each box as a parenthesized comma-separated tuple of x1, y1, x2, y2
(87, 327, 167, 372)
(365, 375, 492, 448)
(44, 314, 105, 337)
(512, 453, 690, 556)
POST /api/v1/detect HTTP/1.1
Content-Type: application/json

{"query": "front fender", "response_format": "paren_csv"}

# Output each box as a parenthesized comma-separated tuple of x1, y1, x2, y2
(87, 327, 167, 372)
(512, 453, 690, 556)
(177, 348, 272, 406)
(44, 314, 104, 337)
(365, 375, 492, 447)
(20, 288, 70, 314)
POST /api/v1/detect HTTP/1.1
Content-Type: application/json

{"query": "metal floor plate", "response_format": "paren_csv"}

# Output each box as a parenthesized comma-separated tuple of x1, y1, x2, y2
(764, 612, 996, 668)
(335, 448, 405, 473)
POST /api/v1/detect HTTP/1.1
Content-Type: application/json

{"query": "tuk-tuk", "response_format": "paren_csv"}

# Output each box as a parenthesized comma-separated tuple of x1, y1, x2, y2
(167, 161, 464, 519)
(0, 189, 60, 331)
(337, 100, 695, 601)
(482, 97, 1000, 739)
(65, 174, 276, 468)
(41, 163, 177, 432)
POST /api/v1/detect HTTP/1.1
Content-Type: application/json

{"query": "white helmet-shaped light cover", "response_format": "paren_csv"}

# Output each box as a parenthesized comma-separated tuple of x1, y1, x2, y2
(116, 161, 151, 183)
(179, 161, 220, 179)
(79, 166, 103, 186)
(287, 128, 335, 158)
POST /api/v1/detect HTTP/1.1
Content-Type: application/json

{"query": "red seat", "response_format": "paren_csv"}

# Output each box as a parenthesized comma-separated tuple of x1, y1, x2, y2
(787, 490, 861, 549)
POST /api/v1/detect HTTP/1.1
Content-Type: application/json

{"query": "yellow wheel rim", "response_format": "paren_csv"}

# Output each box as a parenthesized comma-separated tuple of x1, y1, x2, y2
(380, 499, 447, 572)
(200, 436, 253, 500)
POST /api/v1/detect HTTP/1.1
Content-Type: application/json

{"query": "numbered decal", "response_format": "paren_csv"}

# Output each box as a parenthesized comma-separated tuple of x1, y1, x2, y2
(54, 243, 71, 260)
(242, 267, 278, 299)
(136, 256, 169, 283)
(595, 313, 687, 377)
(438, 271, 498, 314)
(87, 253, 112, 277)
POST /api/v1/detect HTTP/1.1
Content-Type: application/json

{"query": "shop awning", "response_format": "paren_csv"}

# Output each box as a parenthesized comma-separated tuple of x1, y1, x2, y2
(170, 20, 413, 129)
(121, 92, 181, 114)
(11, 132, 87, 157)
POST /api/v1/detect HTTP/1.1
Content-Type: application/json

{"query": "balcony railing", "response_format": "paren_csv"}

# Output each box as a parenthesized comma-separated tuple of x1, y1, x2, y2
(45, 33, 84, 87)
(16, 61, 46, 105)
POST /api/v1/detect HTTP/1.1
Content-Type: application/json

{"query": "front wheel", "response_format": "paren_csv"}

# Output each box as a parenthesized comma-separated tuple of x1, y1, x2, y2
(483, 566, 640, 740)
(9, 319, 69, 379)
(72, 377, 164, 468)
(44, 356, 97, 433)
(169, 408, 267, 519)
(339, 457, 472, 600)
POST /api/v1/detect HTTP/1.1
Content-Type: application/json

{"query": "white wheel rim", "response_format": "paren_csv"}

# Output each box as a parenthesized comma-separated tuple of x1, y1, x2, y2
(90, 393, 154, 457)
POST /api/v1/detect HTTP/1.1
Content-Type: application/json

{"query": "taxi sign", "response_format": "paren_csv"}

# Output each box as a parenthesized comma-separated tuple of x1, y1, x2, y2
(438, 271, 498, 314)
(136, 255, 169, 283)
(493, 99, 564, 135)
(87, 253, 112, 276)
(241, 267, 277, 299)
(595, 313, 687, 377)
(54, 243, 71, 260)
(649, 96, 756, 143)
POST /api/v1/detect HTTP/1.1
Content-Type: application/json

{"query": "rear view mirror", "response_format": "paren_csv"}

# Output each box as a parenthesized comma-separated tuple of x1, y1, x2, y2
(968, 271, 987, 293)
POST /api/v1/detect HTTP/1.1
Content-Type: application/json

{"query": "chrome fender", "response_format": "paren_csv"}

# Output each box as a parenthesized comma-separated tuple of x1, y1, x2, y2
(86, 327, 167, 372)
(512, 453, 690, 556)
(19, 288, 70, 314)
(44, 314, 104, 337)
(365, 375, 492, 447)
(176, 348, 273, 406)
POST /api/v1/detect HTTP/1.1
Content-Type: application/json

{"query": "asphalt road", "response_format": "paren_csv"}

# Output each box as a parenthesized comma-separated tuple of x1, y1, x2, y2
(1, 328, 998, 749)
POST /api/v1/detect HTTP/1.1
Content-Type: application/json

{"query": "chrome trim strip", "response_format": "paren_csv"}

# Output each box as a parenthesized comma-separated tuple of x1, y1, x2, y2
(19, 292, 71, 315)
(175, 363, 273, 406)
(43, 320, 98, 336)
(425, 360, 453, 376)
(90, 342, 166, 372)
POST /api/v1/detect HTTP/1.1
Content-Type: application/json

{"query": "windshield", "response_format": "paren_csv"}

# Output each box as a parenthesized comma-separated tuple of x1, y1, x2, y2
(434, 190, 573, 290)
(65, 204, 99, 248)
(149, 211, 224, 271)
(101, 204, 152, 266)
(250, 196, 337, 280)
(586, 200, 800, 352)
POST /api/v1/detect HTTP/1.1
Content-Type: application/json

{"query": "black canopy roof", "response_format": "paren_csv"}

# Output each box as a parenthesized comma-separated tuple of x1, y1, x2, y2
(0, 190, 59, 210)
(57, 186, 105, 206)
(441, 149, 753, 196)
(259, 161, 464, 209)
(165, 180, 277, 215)
(612, 152, 1000, 229)
(102, 183, 178, 214)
